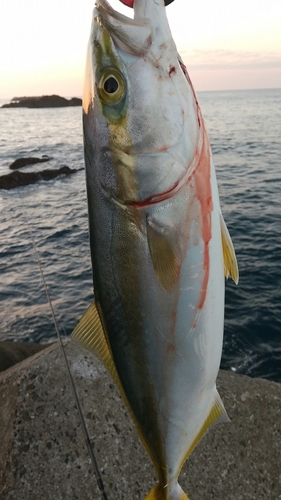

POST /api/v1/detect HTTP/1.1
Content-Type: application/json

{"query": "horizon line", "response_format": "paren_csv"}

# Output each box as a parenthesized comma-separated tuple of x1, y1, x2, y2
(0, 86, 281, 101)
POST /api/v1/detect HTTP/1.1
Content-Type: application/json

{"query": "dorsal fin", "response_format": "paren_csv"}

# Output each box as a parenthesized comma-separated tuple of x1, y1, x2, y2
(220, 213, 239, 284)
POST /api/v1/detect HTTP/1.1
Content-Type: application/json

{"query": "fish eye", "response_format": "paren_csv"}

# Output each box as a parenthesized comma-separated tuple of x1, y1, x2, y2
(104, 76, 119, 94)
(98, 68, 126, 106)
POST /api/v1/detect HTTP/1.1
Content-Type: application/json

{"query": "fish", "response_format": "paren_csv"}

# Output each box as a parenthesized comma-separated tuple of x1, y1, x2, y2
(72, 0, 239, 498)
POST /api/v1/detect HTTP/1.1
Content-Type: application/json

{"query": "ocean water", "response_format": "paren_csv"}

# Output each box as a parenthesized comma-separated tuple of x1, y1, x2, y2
(0, 88, 280, 383)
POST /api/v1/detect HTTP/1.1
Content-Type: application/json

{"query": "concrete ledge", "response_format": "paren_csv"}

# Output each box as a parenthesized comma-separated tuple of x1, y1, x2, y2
(0, 340, 280, 500)
(0, 341, 49, 372)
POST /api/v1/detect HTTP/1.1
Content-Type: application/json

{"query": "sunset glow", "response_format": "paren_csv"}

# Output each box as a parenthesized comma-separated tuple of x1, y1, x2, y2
(0, 0, 280, 98)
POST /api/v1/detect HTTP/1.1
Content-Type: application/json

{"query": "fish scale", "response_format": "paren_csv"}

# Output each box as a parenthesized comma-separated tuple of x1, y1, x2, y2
(72, 0, 238, 498)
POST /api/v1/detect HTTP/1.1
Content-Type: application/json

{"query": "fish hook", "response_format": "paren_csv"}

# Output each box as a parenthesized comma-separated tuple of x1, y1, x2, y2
(119, 0, 174, 7)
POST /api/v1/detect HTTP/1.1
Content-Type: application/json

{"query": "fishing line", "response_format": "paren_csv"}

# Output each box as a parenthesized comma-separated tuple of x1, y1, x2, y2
(27, 222, 109, 500)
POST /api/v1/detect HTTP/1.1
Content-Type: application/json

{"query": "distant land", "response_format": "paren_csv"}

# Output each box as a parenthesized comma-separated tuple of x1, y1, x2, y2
(1, 95, 82, 109)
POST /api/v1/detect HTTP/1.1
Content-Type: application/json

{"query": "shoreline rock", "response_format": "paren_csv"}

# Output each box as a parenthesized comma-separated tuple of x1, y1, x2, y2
(1, 95, 82, 109)
(9, 156, 52, 170)
(0, 166, 83, 190)
(0, 340, 280, 499)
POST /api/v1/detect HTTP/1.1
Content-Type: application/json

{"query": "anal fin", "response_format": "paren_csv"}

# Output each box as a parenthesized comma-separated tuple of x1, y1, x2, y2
(71, 301, 159, 472)
(71, 301, 121, 391)
(220, 213, 239, 284)
(180, 389, 229, 470)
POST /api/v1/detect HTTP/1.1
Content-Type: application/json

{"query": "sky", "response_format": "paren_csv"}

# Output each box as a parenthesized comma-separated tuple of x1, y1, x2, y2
(0, 0, 280, 98)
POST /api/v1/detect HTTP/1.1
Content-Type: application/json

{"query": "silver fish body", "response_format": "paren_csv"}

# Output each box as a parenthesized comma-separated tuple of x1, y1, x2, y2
(73, 1, 238, 498)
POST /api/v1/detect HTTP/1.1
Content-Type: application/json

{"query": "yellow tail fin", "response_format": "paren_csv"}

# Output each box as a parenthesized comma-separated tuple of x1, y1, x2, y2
(144, 483, 189, 500)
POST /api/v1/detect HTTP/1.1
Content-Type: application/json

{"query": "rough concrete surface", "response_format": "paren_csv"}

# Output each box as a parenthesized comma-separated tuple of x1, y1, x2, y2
(0, 340, 280, 500)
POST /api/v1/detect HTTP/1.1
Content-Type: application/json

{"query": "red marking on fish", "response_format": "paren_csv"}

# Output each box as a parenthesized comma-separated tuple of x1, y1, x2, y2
(194, 121, 213, 310)
(127, 58, 213, 311)
(179, 59, 201, 127)
(126, 178, 181, 209)
(167, 343, 176, 353)
(169, 65, 176, 77)
(179, 58, 213, 309)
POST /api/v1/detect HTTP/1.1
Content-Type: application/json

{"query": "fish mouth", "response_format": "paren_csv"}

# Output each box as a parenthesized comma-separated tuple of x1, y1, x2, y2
(96, 0, 174, 56)
(96, 0, 152, 55)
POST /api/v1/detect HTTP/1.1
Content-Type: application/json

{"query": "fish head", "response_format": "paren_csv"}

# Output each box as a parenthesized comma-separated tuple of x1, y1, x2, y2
(83, 0, 199, 205)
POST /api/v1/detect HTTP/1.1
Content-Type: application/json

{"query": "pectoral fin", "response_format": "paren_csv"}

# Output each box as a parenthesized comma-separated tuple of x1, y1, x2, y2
(146, 217, 181, 292)
(220, 213, 239, 284)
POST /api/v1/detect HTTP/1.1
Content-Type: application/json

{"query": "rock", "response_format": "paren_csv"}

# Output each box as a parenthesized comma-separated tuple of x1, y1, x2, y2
(1, 95, 82, 109)
(0, 340, 280, 500)
(0, 166, 83, 190)
(9, 157, 52, 170)
(11, 96, 37, 102)
(68, 98, 82, 106)
(0, 341, 49, 372)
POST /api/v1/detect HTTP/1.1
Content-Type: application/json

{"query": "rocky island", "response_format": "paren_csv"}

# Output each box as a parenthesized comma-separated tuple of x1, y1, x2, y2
(1, 95, 82, 109)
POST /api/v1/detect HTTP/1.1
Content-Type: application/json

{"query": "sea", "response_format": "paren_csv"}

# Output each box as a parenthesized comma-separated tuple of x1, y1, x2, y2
(0, 88, 280, 383)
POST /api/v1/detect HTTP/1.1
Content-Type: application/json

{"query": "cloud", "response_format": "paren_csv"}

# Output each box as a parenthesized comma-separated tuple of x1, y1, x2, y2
(180, 49, 281, 71)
